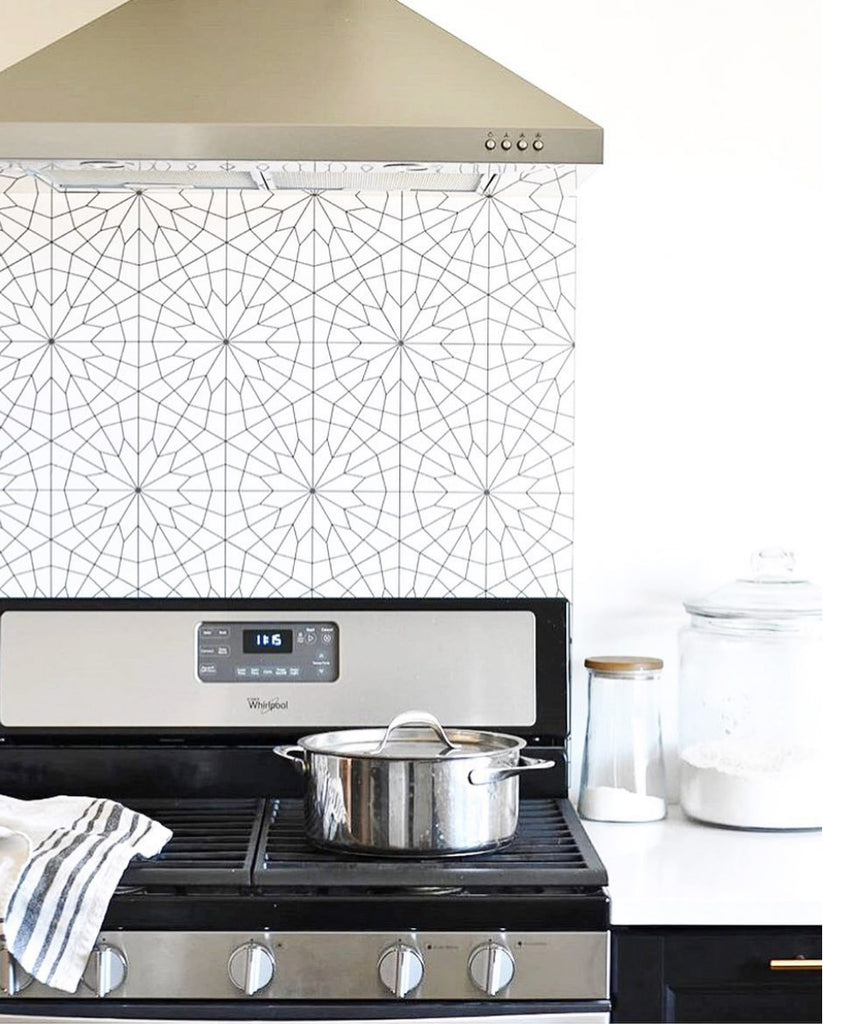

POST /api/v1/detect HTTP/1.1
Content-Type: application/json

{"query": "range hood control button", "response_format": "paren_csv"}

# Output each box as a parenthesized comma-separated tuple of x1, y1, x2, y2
(468, 942, 515, 996)
(532, 138, 544, 151)
(501, 138, 512, 151)
(485, 138, 497, 150)
(228, 941, 275, 996)
(82, 944, 127, 997)
(516, 138, 528, 151)
(378, 943, 424, 997)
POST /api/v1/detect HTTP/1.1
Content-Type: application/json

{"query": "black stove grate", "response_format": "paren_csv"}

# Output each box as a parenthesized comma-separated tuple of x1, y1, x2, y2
(255, 798, 607, 888)
(116, 798, 606, 889)
(120, 798, 264, 886)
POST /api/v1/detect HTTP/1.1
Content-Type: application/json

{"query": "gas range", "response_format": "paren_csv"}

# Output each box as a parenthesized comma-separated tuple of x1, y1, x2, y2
(0, 599, 610, 1022)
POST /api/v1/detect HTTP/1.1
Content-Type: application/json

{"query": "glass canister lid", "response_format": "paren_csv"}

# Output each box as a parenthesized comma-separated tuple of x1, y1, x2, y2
(684, 548, 822, 620)
(584, 656, 663, 675)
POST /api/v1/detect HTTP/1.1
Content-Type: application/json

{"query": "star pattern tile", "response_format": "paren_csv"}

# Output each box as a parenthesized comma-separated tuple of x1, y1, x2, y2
(0, 164, 576, 598)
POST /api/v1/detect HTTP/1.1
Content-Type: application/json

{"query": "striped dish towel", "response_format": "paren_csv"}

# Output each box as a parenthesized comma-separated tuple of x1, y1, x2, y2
(0, 794, 171, 993)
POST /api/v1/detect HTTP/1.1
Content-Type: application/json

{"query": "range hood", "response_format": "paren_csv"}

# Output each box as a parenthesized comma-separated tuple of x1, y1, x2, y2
(0, 0, 602, 188)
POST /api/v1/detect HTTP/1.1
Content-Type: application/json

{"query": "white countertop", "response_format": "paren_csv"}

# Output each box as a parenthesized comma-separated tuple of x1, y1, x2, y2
(581, 804, 822, 926)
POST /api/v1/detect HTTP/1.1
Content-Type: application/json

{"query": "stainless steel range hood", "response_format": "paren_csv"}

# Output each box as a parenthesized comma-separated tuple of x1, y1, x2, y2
(0, 0, 603, 171)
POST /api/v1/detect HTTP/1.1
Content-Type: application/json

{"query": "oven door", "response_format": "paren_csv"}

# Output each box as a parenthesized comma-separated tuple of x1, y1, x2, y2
(0, 1006, 610, 1023)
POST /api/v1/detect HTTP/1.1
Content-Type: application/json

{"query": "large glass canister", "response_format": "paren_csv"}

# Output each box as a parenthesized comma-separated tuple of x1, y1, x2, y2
(678, 548, 822, 830)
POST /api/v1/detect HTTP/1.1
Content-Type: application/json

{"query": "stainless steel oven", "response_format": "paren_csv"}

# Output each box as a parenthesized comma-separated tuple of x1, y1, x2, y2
(0, 598, 610, 1023)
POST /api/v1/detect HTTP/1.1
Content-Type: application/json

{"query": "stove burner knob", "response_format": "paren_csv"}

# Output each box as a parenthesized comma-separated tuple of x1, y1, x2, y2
(83, 943, 128, 997)
(228, 941, 275, 996)
(468, 942, 515, 996)
(0, 943, 33, 995)
(378, 943, 425, 997)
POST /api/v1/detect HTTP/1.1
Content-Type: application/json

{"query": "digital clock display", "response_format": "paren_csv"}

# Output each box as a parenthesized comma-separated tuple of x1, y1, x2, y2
(242, 628, 293, 654)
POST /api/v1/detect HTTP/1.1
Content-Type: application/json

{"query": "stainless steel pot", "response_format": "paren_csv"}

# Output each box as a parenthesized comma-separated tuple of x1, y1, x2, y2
(273, 710, 555, 857)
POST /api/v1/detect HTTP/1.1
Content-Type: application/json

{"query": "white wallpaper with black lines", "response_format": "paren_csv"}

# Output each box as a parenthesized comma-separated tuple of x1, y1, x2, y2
(0, 164, 576, 598)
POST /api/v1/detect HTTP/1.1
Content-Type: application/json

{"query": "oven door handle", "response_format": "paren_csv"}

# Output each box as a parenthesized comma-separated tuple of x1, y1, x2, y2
(0, 1015, 610, 1024)
(0, 1018, 278, 1024)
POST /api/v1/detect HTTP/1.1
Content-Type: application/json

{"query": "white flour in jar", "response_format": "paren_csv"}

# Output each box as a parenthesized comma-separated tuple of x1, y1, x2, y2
(578, 786, 666, 822)
(680, 740, 820, 829)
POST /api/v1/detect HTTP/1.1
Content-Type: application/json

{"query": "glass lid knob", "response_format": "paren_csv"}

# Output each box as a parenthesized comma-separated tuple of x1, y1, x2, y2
(749, 547, 796, 581)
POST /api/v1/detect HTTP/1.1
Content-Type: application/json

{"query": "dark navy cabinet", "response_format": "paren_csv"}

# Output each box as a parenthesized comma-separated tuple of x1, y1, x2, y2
(612, 926, 822, 1023)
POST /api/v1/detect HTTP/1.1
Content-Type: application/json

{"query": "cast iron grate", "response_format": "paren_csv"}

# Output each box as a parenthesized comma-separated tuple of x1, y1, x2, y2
(120, 798, 264, 886)
(254, 798, 607, 888)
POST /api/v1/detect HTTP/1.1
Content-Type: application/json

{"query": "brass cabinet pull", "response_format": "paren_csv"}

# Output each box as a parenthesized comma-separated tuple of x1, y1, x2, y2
(769, 958, 822, 971)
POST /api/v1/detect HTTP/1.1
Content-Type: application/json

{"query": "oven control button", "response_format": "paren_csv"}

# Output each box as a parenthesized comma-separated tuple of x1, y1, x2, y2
(228, 941, 275, 996)
(82, 943, 127, 997)
(468, 942, 515, 996)
(0, 943, 33, 995)
(377, 942, 424, 997)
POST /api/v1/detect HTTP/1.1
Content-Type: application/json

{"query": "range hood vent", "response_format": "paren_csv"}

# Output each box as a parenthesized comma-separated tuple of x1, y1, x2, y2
(36, 167, 261, 191)
(269, 170, 483, 192)
(0, 0, 602, 167)
(30, 161, 487, 194)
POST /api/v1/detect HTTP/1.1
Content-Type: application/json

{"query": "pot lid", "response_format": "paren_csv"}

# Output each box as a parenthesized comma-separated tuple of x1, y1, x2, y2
(301, 712, 523, 760)
(684, 548, 822, 620)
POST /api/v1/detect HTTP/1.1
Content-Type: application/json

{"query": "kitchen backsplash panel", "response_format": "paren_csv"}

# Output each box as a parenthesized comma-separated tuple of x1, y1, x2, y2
(0, 165, 576, 598)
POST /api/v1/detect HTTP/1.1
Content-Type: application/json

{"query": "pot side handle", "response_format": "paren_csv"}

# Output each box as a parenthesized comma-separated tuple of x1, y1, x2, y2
(273, 744, 307, 775)
(468, 755, 556, 786)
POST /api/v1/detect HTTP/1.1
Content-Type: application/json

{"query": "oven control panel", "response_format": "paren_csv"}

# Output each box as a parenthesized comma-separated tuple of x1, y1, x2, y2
(7, 929, 610, 1001)
(0, 608, 535, 727)
(196, 621, 338, 683)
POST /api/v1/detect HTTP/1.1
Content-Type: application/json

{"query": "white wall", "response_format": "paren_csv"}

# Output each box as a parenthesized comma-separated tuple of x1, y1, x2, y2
(0, 0, 126, 72)
(403, 0, 825, 796)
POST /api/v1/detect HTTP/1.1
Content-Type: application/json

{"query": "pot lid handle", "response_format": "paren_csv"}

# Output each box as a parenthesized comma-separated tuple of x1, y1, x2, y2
(372, 710, 459, 755)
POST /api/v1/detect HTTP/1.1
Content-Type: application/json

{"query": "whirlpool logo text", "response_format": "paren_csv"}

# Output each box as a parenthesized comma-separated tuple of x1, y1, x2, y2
(246, 697, 289, 714)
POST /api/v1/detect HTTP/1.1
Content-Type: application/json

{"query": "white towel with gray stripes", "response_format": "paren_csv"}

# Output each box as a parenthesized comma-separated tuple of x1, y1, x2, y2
(0, 794, 172, 993)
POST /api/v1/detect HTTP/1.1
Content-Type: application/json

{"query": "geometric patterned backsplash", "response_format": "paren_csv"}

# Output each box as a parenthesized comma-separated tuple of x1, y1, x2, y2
(0, 164, 576, 598)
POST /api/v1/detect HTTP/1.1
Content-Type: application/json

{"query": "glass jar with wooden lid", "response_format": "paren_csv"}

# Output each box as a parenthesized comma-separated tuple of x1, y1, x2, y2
(578, 656, 667, 822)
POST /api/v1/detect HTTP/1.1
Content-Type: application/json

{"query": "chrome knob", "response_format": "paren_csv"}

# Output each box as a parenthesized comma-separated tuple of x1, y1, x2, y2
(468, 942, 515, 996)
(0, 943, 33, 995)
(82, 943, 127, 997)
(228, 941, 275, 996)
(378, 943, 424, 997)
